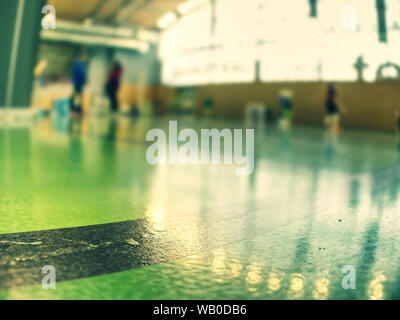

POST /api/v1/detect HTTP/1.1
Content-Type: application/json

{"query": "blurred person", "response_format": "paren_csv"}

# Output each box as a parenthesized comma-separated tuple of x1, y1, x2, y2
(105, 61, 123, 113)
(34, 59, 48, 78)
(32, 59, 48, 116)
(203, 96, 214, 116)
(324, 83, 346, 133)
(70, 53, 88, 115)
(395, 109, 400, 156)
(394, 109, 400, 137)
(278, 89, 294, 130)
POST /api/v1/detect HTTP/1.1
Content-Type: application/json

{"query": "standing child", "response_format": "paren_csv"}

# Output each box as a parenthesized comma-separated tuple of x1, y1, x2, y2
(278, 89, 294, 130)
(105, 61, 123, 113)
(395, 110, 400, 155)
(395, 109, 400, 137)
(70, 53, 87, 115)
(324, 83, 344, 133)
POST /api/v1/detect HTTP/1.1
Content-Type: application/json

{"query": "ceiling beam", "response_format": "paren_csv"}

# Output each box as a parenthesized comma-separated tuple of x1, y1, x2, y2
(116, 0, 154, 24)
(106, 0, 136, 23)
(90, 0, 109, 21)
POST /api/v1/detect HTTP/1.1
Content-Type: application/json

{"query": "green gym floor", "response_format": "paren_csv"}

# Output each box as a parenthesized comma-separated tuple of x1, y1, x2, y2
(1, 115, 400, 300)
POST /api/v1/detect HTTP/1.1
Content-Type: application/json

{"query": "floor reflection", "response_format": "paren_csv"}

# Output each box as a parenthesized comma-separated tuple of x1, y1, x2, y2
(1, 115, 400, 299)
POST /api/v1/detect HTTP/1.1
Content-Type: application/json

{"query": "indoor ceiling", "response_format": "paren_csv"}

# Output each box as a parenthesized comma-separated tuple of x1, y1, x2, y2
(48, 0, 186, 28)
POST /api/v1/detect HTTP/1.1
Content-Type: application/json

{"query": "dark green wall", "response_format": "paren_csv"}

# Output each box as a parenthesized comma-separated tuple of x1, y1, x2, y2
(0, 0, 45, 108)
(0, 1, 17, 107)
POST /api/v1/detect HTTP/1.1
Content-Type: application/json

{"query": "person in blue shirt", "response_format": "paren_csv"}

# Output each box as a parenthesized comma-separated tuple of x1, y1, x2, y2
(70, 53, 87, 114)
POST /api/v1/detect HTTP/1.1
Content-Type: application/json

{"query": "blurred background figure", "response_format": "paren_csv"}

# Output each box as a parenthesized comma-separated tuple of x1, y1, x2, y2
(324, 83, 344, 133)
(105, 61, 123, 113)
(70, 53, 88, 115)
(32, 59, 48, 117)
(34, 59, 48, 79)
(395, 109, 400, 137)
(278, 89, 294, 131)
(202, 96, 214, 116)
(396, 110, 400, 154)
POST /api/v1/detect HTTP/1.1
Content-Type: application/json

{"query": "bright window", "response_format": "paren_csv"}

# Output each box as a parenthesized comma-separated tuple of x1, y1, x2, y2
(159, 0, 400, 85)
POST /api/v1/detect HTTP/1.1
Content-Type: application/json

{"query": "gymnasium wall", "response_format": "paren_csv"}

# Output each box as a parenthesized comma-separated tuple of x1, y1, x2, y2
(194, 82, 400, 132)
(118, 84, 174, 113)
(105, 80, 400, 132)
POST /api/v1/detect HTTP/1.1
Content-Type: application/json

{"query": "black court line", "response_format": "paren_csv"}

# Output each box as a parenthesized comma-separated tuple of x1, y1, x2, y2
(0, 215, 255, 290)
(0, 181, 331, 290)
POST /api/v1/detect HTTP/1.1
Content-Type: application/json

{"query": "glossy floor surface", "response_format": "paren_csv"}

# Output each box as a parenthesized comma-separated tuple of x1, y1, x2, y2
(0, 115, 400, 300)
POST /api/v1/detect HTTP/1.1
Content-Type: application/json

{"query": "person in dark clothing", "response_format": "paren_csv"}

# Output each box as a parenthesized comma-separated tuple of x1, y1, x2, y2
(70, 53, 87, 115)
(326, 84, 339, 113)
(398, 114, 400, 134)
(395, 109, 400, 136)
(106, 62, 123, 113)
(324, 83, 343, 132)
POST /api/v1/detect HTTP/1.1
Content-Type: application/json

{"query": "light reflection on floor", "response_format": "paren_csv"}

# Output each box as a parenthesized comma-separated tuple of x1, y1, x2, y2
(0, 115, 400, 300)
